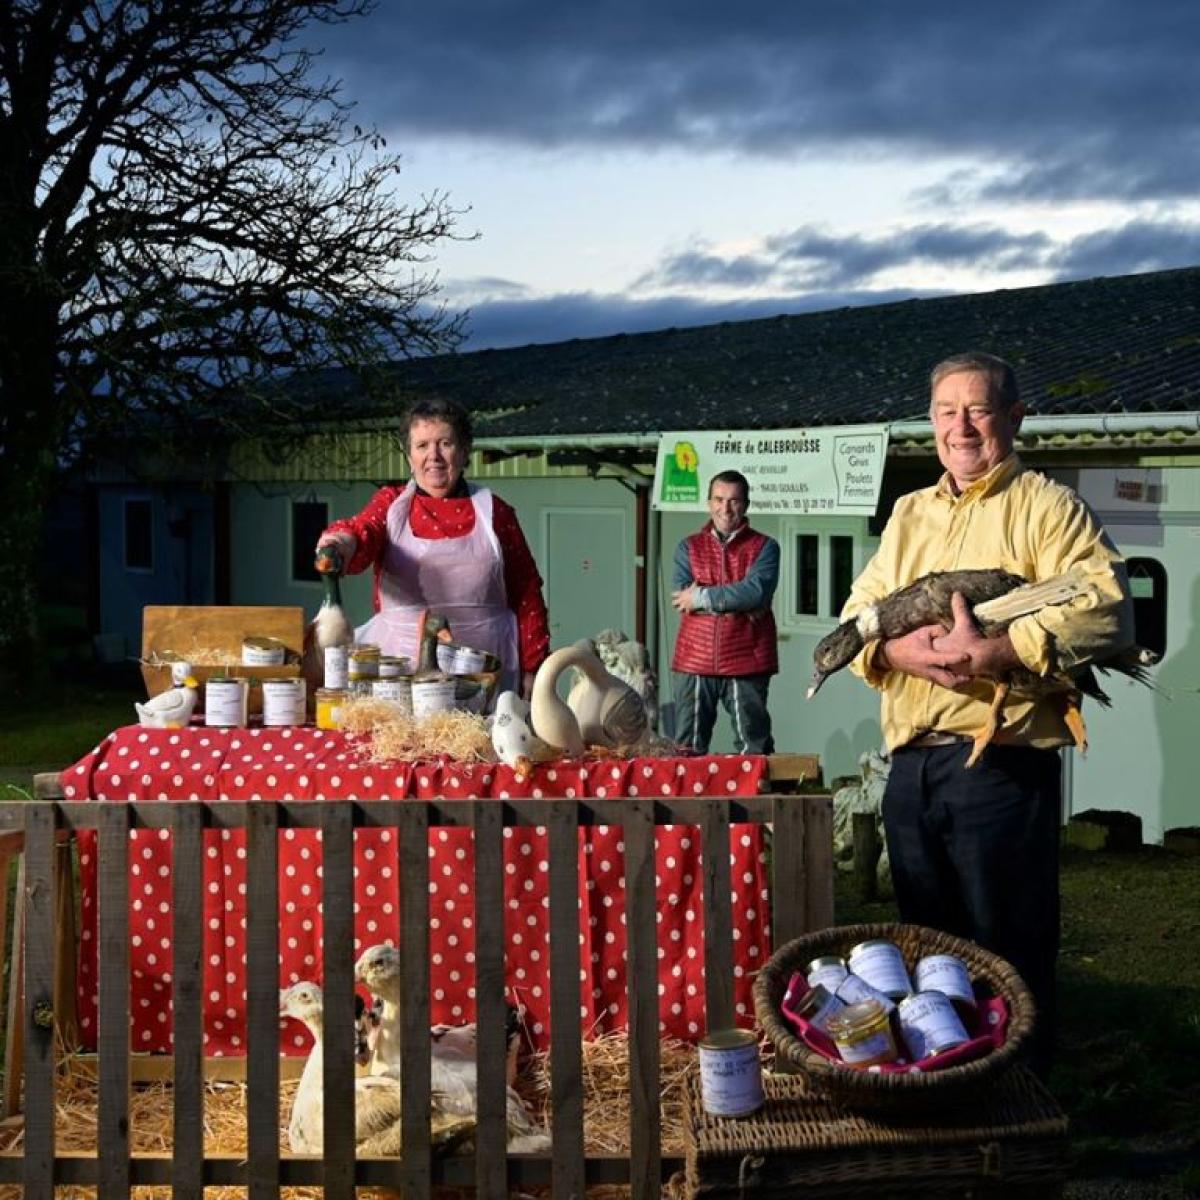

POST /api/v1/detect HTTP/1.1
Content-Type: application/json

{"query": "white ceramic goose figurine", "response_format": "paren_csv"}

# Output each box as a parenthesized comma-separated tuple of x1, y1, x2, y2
(354, 944, 551, 1151)
(135, 672, 200, 729)
(280, 981, 475, 1155)
(490, 691, 558, 780)
(530, 642, 648, 757)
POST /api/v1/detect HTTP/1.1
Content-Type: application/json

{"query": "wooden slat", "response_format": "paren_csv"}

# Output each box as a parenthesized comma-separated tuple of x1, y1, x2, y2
(803, 794, 835, 932)
(171, 805, 205, 1200)
(22, 805, 56, 1200)
(1, 855, 24, 1119)
(547, 801, 584, 1200)
(320, 802, 357, 1200)
(770, 792, 806, 948)
(623, 799, 661, 1200)
(244, 804, 280, 1200)
(472, 800, 509, 1199)
(97, 803, 131, 1200)
(398, 803, 432, 1200)
(700, 799, 734, 1032)
(53, 841, 79, 1050)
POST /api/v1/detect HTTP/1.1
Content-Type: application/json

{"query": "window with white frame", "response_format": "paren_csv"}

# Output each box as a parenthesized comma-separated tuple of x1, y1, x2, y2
(123, 497, 153, 572)
(785, 522, 870, 622)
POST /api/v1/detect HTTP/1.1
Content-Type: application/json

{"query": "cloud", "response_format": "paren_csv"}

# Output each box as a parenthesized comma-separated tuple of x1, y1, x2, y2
(1050, 220, 1200, 280)
(634, 224, 1052, 293)
(457, 287, 941, 350)
(322, 1, 1200, 201)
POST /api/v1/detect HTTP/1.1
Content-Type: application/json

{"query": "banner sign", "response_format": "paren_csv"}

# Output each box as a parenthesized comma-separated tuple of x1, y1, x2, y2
(652, 425, 890, 515)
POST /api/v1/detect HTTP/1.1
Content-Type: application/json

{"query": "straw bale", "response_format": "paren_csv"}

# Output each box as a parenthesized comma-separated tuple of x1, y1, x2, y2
(0, 1033, 689, 1199)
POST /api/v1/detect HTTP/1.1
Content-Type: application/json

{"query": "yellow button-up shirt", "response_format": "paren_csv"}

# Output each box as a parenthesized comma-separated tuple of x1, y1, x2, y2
(844, 454, 1134, 751)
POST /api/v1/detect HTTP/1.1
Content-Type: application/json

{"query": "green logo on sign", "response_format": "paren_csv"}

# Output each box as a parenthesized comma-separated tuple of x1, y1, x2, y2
(662, 441, 700, 503)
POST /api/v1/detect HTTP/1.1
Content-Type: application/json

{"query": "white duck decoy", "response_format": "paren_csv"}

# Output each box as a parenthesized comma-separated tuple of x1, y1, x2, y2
(354, 944, 550, 1151)
(529, 642, 649, 758)
(280, 981, 475, 1156)
(135, 671, 200, 729)
(490, 691, 558, 780)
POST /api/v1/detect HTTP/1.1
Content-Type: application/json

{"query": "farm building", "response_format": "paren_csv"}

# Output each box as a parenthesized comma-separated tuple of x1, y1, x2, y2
(87, 265, 1200, 842)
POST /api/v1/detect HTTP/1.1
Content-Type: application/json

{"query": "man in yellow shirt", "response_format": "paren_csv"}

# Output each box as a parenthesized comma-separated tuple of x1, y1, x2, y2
(844, 351, 1134, 1073)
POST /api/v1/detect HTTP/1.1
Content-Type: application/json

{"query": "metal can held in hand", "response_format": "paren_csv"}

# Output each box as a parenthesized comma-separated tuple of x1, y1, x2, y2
(698, 1029, 765, 1118)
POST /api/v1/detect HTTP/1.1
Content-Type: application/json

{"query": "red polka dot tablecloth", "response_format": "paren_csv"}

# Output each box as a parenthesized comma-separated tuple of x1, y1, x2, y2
(62, 726, 771, 1056)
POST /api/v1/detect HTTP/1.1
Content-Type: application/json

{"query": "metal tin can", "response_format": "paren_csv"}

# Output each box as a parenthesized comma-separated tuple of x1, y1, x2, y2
(806, 955, 850, 993)
(897, 990, 971, 1061)
(205, 678, 249, 727)
(834, 971, 896, 1014)
(411, 677, 457, 719)
(242, 636, 287, 666)
(315, 687, 347, 731)
(436, 643, 488, 676)
(914, 954, 976, 1010)
(698, 1029, 765, 1117)
(825, 999, 900, 1068)
(324, 645, 349, 690)
(789, 983, 846, 1033)
(262, 677, 306, 727)
(848, 939, 913, 1000)
(378, 655, 411, 679)
(372, 677, 413, 713)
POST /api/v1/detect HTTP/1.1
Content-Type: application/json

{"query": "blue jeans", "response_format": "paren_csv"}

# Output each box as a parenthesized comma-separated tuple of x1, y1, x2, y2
(882, 740, 1061, 1074)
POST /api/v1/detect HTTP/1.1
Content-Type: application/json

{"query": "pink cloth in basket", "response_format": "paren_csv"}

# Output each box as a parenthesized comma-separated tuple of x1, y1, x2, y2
(781, 971, 1010, 1073)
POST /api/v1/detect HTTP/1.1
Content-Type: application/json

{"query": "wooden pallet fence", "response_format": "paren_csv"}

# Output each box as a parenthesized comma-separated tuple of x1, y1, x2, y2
(0, 792, 833, 1199)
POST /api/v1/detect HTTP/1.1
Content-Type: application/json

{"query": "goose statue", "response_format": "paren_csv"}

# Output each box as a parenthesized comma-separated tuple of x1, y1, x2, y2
(135, 671, 200, 729)
(280, 981, 475, 1156)
(354, 944, 550, 1151)
(808, 566, 1158, 766)
(301, 546, 356, 695)
(490, 691, 558, 780)
(529, 641, 649, 759)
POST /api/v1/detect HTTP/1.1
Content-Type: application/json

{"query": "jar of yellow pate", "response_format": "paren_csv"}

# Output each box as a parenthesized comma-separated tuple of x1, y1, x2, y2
(315, 687, 347, 730)
(825, 998, 899, 1068)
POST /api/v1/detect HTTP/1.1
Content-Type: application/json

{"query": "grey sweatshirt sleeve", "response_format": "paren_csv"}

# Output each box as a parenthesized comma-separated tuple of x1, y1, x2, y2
(694, 537, 780, 613)
(672, 537, 695, 591)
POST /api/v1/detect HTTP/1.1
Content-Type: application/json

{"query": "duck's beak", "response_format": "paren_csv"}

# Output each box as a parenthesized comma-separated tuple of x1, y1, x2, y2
(513, 755, 532, 781)
(806, 670, 828, 700)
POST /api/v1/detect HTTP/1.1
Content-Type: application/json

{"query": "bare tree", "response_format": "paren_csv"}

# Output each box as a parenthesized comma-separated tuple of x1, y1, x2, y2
(0, 0, 465, 674)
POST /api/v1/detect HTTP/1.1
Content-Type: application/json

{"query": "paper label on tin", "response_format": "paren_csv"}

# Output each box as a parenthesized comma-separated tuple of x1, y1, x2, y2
(898, 992, 970, 1060)
(373, 678, 414, 713)
(205, 681, 248, 727)
(262, 680, 306, 726)
(242, 643, 285, 666)
(836, 973, 896, 1014)
(436, 644, 487, 675)
(412, 679, 457, 719)
(807, 962, 849, 992)
(914, 955, 975, 1005)
(848, 943, 912, 998)
(699, 1041, 764, 1117)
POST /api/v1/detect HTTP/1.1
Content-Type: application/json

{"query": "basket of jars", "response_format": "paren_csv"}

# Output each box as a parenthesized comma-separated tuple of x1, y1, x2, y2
(753, 922, 1035, 1114)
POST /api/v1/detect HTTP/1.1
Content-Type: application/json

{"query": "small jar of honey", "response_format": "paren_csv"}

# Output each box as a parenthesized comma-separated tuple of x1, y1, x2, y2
(315, 687, 347, 730)
(825, 998, 900, 1068)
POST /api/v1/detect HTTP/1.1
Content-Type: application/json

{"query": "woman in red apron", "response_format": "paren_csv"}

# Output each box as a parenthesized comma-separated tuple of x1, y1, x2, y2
(317, 398, 550, 699)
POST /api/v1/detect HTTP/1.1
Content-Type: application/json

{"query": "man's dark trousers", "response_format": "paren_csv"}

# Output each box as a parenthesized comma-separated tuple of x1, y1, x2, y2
(882, 740, 1061, 1075)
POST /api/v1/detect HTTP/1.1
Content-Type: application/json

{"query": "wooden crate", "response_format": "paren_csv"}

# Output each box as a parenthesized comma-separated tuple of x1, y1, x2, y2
(140, 605, 304, 714)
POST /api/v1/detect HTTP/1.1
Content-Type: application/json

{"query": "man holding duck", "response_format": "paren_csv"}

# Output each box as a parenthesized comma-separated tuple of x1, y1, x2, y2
(842, 350, 1135, 1073)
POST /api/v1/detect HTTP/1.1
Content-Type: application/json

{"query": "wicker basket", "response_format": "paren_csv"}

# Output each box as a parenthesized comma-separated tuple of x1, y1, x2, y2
(754, 922, 1036, 1115)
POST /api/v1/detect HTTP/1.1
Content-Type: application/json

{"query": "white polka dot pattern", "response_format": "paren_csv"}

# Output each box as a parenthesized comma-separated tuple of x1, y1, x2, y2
(67, 728, 771, 1055)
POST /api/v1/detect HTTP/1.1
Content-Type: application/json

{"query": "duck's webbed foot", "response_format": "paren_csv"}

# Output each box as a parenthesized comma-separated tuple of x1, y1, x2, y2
(966, 679, 1010, 768)
(1063, 696, 1089, 754)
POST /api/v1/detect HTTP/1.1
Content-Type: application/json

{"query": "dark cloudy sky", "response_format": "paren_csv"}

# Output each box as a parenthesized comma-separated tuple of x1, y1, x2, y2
(316, 0, 1200, 348)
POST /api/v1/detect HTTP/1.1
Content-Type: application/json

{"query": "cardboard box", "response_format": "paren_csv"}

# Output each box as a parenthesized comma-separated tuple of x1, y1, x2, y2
(141, 606, 305, 715)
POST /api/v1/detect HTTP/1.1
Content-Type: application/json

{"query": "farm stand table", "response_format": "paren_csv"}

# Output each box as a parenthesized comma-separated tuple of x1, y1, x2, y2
(57, 725, 784, 1059)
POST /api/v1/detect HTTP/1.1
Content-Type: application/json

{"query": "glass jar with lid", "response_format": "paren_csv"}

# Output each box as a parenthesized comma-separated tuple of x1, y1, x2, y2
(825, 998, 900, 1068)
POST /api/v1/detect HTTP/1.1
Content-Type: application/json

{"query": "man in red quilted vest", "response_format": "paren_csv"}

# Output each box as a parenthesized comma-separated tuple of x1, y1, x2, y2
(670, 470, 780, 754)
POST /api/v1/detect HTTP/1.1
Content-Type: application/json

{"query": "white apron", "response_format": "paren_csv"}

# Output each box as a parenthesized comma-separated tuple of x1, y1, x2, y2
(354, 482, 521, 696)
